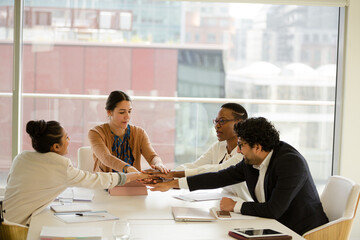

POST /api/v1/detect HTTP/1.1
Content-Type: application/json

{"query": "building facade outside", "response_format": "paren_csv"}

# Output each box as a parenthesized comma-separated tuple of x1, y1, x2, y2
(0, 0, 339, 188)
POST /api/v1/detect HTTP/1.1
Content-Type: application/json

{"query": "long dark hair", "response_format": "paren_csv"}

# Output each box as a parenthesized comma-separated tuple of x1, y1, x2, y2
(105, 90, 132, 111)
(26, 120, 63, 153)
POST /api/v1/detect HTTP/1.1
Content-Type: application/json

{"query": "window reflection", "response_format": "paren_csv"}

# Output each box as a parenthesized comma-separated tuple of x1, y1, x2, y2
(0, 1, 340, 189)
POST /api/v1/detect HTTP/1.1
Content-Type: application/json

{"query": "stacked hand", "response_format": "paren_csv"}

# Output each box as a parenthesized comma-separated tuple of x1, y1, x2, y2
(146, 180, 178, 192)
(151, 163, 170, 174)
(125, 171, 151, 183)
(136, 169, 181, 192)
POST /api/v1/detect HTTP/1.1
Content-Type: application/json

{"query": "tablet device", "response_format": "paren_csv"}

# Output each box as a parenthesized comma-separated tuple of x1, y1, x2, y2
(229, 228, 292, 240)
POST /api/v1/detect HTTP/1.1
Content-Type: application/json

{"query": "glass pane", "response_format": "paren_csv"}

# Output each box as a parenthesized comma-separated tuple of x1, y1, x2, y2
(0, 2, 13, 188)
(21, 1, 339, 191)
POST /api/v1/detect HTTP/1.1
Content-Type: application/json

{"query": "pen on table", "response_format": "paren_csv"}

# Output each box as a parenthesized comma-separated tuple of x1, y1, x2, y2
(75, 213, 105, 217)
(54, 210, 107, 215)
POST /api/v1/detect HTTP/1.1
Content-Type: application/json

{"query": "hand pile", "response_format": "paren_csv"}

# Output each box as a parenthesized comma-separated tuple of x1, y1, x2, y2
(135, 169, 179, 192)
(139, 169, 174, 184)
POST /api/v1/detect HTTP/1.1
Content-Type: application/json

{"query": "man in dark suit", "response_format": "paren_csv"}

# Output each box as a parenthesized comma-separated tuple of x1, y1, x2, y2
(146, 117, 329, 235)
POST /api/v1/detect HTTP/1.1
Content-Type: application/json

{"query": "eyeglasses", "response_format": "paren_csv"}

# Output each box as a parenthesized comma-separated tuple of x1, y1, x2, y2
(237, 141, 248, 150)
(212, 119, 236, 126)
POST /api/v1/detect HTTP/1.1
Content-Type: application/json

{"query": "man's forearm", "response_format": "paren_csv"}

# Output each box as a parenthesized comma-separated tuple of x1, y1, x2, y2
(170, 170, 185, 178)
(169, 179, 180, 188)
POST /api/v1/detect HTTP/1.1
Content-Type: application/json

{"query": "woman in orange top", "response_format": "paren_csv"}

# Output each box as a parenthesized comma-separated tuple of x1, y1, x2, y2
(88, 90, 169, 174)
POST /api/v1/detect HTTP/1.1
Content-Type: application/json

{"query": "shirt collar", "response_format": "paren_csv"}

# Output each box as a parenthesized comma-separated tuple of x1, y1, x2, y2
(229, 145, 238, 157)
(253, 150, 273, 170)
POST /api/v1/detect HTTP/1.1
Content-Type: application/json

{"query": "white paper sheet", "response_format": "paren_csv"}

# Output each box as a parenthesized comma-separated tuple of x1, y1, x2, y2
(50, 203, 91, 213)
(173, 190, 231, 202)
(40, 226, 102, 239)
(54, 211, 119, 223)
(56, 187, 94, 201)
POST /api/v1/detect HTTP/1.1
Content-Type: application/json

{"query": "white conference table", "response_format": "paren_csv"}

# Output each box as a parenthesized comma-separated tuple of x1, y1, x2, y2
(27, 188, 305, 240)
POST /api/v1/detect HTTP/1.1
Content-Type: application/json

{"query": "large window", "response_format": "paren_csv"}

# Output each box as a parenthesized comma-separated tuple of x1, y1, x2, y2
(0, 0, 341, 190)
(0, 2, 13, 188)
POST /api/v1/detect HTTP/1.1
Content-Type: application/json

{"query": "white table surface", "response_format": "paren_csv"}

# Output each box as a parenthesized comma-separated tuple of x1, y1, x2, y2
(27, 188, 305, 240)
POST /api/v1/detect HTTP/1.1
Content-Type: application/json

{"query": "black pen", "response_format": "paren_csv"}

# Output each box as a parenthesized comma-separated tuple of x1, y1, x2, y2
(75, 213, 105, 217)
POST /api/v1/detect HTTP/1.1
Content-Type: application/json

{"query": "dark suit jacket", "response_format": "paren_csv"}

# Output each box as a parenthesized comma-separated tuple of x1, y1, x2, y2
(187, 141, 329, 235)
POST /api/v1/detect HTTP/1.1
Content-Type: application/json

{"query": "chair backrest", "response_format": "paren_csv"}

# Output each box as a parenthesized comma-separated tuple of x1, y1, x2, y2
(0, 201, 28, 240)
(303, 175, 360, 240)
(0, 222, 29, 240)
(321, 175, 360, 221)
(0, 219, 29, 240)
(77, 146, 94, 172)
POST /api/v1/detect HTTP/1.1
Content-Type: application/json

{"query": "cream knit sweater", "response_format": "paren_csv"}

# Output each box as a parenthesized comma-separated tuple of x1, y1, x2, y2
(3, 151, 122, 225)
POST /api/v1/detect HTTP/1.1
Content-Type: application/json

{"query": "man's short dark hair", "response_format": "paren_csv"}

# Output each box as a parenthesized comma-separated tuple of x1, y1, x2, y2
(221, 103, 248, 120)
(234, 117, 280, 152)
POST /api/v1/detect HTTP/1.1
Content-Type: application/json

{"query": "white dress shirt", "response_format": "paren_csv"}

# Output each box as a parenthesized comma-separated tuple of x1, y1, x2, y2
(175, 141, 239, 176)
(176, 141, 252, 200)
(233, 150, 273, 213)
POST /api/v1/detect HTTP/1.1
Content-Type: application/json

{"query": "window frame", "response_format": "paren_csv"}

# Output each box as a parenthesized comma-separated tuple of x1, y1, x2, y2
(10, 0, 345, 177)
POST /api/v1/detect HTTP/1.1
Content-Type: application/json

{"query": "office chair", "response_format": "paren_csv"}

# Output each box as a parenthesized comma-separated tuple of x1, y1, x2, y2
(303, 175, 360, 240)
(0, 201, 29, 240)
(77, 146, 94, 172)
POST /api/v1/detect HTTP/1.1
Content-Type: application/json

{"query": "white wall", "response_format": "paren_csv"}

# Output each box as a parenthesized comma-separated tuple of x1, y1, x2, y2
(340, 1, 360, 239)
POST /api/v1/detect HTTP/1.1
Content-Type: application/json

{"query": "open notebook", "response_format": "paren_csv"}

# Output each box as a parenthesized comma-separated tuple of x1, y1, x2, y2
(50, 203, 91, 213)
(54, 211, 118, 223)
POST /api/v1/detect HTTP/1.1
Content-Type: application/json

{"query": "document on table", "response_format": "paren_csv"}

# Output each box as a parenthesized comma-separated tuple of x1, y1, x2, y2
(173, 190, 231, 202)
(56, 187, 94, 201)
(172, 206, 217, 222)
(54, 211, 119, 223)
(210, 207, 258, 220)
(40, 226, 102, 240)
(50, 203, 91, 213)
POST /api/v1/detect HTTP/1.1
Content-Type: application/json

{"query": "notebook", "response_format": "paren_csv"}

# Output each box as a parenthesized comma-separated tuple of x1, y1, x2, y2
(56, 188, 94, 201)
(109, 181, 148, 196)
(50, 203, 91, 213)
(40, 226, 102, 240)
(54, 211, 119, 223)
(171, 206, 217, 222)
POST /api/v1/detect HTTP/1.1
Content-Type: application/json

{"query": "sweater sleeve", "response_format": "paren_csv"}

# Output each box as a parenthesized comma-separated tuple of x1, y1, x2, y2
(88, 126, 127, 172)
(65, 158, 120, 189)
(185, 154, 243, 177)
(136, 128, 159, 165)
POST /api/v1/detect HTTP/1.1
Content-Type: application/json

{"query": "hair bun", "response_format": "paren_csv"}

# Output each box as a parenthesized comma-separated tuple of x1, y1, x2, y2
(26, 120, 47, 138)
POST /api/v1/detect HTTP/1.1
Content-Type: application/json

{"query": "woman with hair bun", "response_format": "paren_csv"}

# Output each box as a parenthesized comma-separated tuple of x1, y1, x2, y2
(88, 90, 168, 174)
(3, 120, 147, 226)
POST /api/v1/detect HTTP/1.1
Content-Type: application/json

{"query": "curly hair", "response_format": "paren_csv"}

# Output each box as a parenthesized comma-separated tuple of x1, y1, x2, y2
(234, 117, 280, 152)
